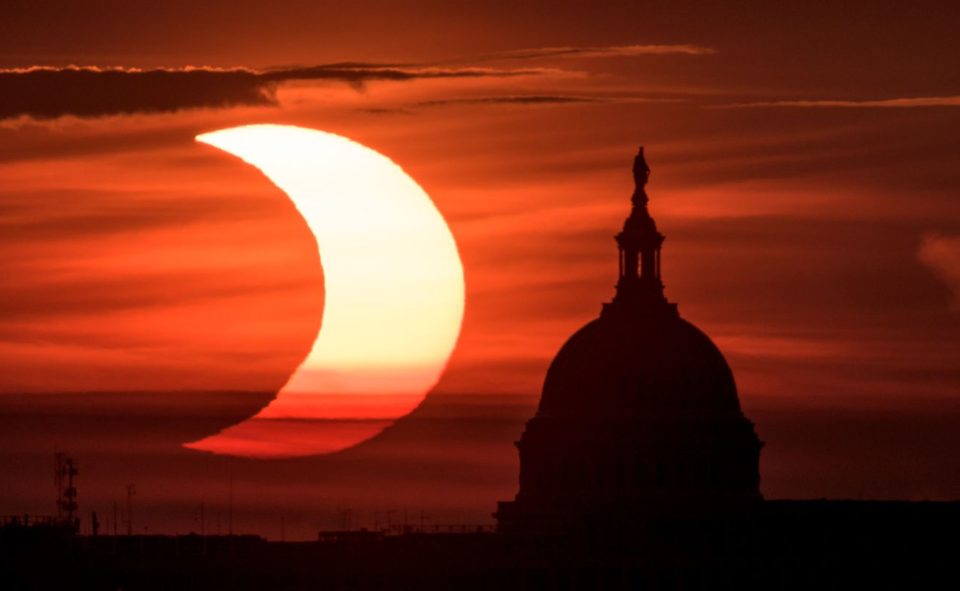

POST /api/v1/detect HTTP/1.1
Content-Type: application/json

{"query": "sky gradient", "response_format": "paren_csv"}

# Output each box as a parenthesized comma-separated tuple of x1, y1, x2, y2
(1, 1, 959, 538)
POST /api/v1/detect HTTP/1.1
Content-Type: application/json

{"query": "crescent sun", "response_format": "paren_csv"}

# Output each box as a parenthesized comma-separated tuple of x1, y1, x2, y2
(184, 124, 465, 458)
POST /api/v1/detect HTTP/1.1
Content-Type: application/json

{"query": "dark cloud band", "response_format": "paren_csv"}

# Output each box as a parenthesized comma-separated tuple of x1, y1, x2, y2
(0, 64, 542, 120)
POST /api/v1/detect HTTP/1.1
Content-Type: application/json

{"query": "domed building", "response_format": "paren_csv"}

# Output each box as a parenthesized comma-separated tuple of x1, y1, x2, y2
(497, 148, 763, 535)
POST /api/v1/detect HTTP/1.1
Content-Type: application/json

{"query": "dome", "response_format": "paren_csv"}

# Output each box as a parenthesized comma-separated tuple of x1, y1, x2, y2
(538, 311, 742, 418)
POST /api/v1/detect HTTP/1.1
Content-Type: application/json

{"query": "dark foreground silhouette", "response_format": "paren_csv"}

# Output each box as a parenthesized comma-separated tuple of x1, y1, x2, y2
(3, 149, 958, 589)
(3, 501, 959, 590)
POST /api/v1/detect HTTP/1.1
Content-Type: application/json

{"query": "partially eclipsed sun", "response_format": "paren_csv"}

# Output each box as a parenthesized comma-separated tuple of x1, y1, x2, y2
(185, 125, 465, 457)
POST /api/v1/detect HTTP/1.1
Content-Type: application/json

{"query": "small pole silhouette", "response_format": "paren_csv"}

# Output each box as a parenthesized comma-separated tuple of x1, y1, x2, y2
(199, 501, 208, 555)
(227, 470, 234, 536)
(112, 500, 118, 553)
(126, 484, 136, 536)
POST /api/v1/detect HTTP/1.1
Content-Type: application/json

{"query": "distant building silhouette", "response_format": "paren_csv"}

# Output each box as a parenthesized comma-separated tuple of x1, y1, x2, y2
(497, 148, 762, 534)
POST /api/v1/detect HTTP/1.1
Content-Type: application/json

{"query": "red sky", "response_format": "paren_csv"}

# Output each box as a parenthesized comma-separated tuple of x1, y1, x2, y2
(1, 1, 959, 538)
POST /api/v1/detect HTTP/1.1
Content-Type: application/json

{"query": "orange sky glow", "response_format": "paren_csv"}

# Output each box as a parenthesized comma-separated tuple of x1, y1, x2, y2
(1, 0, 959, 538)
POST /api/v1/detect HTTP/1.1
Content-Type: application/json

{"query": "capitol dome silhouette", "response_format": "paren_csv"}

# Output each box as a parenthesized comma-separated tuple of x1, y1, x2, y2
(497, 148, 763, 535)
(539, 315, 741, 418)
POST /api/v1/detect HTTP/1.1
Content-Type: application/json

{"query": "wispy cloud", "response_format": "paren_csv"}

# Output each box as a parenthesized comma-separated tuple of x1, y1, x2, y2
(0, 64, 550, 120)
(919, 232, 960, 308)
(415, 95, 600, 107)
(392, 94, 684, 113)
(718, 96, 960, 109)
(458, 44, 717, 62)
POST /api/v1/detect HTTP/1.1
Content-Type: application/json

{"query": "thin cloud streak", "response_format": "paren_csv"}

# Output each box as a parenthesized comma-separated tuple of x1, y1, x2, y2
(455, 44, 717, 62)
(717, 96, 960, 109)
(411, 95, 683, 109)
(416, 95, 600, 107)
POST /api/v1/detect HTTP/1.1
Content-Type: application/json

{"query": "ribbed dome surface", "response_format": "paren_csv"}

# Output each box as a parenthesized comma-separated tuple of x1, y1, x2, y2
(537, 312, 741, 418)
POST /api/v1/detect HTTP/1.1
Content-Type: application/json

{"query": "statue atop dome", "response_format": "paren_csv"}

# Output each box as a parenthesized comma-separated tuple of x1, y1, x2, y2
(632, 146, 650, 188)
(613, 146, 668, 310)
